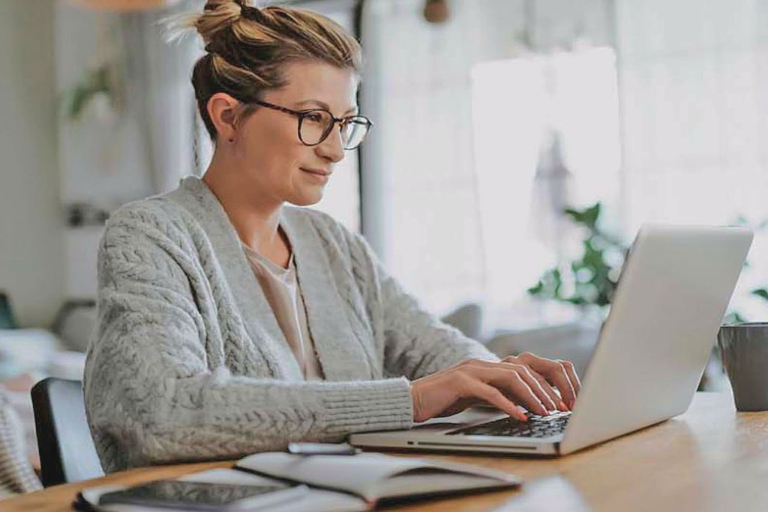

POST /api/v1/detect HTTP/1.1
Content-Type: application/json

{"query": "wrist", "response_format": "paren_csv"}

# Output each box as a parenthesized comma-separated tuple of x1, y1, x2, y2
(410, 380, 424, 422)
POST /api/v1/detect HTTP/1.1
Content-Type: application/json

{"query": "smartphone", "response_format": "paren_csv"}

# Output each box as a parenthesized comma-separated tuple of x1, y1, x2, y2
(98, 479, 307, 511)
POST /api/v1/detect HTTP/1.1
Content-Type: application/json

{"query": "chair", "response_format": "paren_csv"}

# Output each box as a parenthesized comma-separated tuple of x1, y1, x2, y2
(441, 302, 484, 340)
(0, 290, 17, 329)
(31, 378, 103, 487)
(485, 321, 600, 378)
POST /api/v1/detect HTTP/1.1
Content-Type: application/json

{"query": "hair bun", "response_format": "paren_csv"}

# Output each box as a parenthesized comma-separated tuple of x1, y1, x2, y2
(162, 0, 261, 49)
(240, 5, 267, 23)
(196, 0, 247, 44)
(207, 0, 250, 8)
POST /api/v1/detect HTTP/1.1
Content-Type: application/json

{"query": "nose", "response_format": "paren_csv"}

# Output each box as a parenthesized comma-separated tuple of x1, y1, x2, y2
(315, 124, 345, 164)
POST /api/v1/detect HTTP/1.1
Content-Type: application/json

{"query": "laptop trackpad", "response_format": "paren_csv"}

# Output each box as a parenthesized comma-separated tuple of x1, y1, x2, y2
(412, 409, 507, 432)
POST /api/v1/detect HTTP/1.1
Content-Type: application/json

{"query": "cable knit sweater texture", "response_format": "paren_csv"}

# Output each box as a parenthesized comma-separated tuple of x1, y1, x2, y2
(84, 177, 496, 473)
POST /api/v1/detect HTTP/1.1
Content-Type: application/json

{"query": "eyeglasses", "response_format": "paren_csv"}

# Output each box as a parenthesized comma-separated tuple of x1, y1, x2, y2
(250, 100, 372, 150)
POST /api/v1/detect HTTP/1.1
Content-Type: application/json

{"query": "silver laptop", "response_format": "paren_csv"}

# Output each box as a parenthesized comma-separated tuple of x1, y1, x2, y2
(350, 225, 753, 456)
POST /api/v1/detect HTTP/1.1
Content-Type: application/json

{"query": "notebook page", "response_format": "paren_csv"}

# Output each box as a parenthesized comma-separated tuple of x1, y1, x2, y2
(236, 452, 519, 501)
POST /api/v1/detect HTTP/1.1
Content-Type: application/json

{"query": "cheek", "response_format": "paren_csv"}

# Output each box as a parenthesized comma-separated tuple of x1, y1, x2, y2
(242, 121, 302, 179)
(244, 118, 290, 157)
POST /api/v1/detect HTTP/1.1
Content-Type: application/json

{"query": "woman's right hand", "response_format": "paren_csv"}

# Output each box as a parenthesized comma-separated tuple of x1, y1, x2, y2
(409, 357, 579, 423)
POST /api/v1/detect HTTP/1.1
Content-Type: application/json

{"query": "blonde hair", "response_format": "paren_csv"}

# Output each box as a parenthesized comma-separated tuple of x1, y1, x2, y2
(168, 0, 362, 140)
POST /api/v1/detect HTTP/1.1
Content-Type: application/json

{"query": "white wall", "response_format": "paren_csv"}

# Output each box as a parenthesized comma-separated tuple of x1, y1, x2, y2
(0, 1, 65, 327)
(54, 6, 155, 301)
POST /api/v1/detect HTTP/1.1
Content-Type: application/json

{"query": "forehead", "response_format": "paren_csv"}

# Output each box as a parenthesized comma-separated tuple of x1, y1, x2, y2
(267, 61, 358, 110)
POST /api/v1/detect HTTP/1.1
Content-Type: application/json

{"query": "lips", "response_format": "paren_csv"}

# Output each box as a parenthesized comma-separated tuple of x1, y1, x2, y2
(301, 168, 331, 176)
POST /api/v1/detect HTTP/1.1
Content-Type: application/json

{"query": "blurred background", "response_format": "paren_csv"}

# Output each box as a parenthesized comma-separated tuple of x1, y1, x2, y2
(0, 0, 767, 493)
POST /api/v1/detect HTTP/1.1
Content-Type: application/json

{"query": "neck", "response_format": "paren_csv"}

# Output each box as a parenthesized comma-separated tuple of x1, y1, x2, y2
(202, 154, 284, 252)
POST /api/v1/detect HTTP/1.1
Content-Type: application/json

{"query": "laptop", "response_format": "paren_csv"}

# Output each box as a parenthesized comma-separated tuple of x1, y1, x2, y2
(349, 225, 753, 456)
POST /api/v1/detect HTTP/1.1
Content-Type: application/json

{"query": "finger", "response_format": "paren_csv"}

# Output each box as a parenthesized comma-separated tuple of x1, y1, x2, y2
(528, 368, 569, 412)
(503, 354, 568, 411)
(466, 361, 553, 414)
(518, 353, 577, 408)
(490, 370, 549, 416)
(503, 365, 559, 413)
(549, 362, 577, 409)
(478, 362, 560, 411)
(472, 383, 528, 421)
(558, 359, 582, 402)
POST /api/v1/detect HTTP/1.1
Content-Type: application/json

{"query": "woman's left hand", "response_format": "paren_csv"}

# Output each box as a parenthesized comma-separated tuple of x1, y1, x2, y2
(502, 352, 582, 410)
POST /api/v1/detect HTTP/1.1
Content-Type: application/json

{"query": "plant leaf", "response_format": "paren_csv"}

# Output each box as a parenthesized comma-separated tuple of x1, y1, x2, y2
(583, 203, 601, 228)
(527, 281, 544, 295)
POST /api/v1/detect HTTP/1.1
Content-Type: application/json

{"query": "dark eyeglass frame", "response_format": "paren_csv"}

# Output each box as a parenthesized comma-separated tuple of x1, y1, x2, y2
(250, 99, 373, 150)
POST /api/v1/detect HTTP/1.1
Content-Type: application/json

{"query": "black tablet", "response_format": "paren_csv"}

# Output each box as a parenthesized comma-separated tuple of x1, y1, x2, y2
(97, 480, 304, 511)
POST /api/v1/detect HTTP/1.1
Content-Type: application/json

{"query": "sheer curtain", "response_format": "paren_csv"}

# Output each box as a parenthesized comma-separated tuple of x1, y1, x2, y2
(360, 0, 616, 320)
(471, 47, 621, 315)
(123, 0, 201, 195)
(616, 0, 768, 319)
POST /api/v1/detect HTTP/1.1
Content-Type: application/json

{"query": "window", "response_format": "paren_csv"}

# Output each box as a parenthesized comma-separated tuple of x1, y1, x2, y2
(360, 0, 618, 320)
(617, 0, 768, 319)
(471, 47, 621, 310)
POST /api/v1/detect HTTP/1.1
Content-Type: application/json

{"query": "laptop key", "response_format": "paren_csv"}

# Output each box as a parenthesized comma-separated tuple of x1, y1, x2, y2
(450, 412, 571, 438)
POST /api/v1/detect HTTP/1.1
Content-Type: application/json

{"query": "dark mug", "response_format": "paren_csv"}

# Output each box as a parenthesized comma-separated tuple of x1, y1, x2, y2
(718, 323, 768, 411)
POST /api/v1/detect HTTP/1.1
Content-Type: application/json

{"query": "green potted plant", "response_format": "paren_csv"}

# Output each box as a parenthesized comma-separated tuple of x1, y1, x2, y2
(527, 202, 626, 317)
(60, 61, 123, 123)
(722, 216, 768, 325)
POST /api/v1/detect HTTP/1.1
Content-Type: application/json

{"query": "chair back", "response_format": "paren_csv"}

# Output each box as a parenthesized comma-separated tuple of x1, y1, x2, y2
(0, 291, 17, 329)
(31, 378, 104, 487)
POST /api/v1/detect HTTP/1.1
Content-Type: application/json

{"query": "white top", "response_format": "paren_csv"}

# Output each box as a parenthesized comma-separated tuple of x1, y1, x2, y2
(242, 242, 324, 380)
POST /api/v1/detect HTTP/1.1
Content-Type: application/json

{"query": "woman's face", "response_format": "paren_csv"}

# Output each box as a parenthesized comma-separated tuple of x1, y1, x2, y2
(231, 61, 358, 207)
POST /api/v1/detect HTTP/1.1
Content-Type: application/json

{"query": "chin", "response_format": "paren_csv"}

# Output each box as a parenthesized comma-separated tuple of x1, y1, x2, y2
(288, 189, 325, 207)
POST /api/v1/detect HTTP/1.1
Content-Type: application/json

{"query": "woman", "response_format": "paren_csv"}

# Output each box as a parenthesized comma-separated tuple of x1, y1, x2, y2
(84, 0, 581, 473)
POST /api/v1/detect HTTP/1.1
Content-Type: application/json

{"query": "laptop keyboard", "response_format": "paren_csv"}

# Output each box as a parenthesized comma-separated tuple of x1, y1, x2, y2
(449, 411, 571, 438)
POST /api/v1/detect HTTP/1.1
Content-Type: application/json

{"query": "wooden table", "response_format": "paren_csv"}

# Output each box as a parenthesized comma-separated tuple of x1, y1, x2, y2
(6, 392, 768, 512)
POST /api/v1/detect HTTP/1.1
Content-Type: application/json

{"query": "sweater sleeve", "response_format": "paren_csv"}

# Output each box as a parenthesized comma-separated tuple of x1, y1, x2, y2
(84, 208, 413, 473)
(343, 228, 499, 381)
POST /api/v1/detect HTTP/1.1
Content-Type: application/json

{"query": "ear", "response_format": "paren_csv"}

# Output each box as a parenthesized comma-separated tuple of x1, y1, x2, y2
(207, 93, 241, 142)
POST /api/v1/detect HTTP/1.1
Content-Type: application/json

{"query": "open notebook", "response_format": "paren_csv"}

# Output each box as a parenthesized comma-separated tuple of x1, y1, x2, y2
(77, 452, 521, 511)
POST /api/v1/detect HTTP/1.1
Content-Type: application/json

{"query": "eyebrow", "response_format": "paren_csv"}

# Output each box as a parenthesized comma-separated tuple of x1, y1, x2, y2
(294, 99, 358, 115)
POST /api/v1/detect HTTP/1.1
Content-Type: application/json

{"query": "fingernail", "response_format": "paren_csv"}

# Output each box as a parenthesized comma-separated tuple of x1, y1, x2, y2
(558, 400, 568, 411)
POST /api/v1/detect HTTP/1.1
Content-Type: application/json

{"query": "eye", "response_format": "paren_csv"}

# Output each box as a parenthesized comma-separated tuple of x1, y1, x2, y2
(304, 112, 325, 123)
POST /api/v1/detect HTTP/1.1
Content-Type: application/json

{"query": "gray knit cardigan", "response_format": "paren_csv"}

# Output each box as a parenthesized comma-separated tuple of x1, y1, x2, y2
(84, 177, 496, 473)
